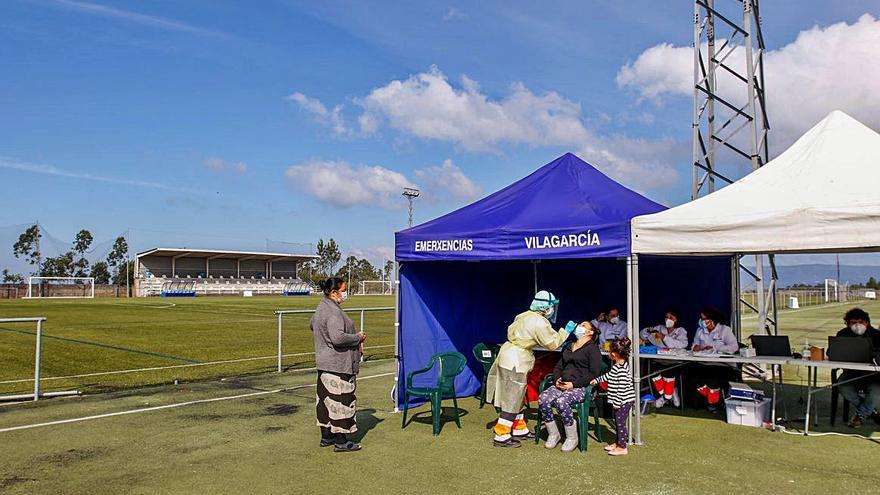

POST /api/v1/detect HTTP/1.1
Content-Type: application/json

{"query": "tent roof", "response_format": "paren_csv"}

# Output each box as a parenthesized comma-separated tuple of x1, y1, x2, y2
(631, 111, 880, 256)
(396, 153, 665, 261)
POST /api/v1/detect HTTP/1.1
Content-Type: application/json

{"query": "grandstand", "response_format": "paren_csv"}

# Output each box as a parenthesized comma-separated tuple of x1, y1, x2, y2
(135, 248, 317, 297)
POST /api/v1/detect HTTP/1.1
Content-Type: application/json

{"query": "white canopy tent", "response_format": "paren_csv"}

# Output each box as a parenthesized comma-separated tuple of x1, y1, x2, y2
(632, 110, 880, 255)
(627, 110, 880, 444)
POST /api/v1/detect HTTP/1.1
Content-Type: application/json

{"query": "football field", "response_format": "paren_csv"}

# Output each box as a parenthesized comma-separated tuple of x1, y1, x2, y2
(0, 295, 395, 396)
(1, 297, 879, 494)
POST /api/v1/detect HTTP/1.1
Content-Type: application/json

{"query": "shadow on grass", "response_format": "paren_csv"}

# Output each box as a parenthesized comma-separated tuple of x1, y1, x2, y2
(402, 405, 469, 435)
(349, 408, 384, 443)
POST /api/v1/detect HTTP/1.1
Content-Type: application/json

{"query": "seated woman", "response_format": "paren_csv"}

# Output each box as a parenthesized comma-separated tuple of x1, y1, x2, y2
(690, 306, 739, 411)
(640, 309, 688, 408)
(538, 321, 602, 452)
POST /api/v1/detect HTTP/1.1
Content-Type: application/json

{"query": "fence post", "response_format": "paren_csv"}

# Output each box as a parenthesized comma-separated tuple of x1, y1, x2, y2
(277, 313, 283, 373)
(360, 309, 365, 333)
(34, 319, 42, 401)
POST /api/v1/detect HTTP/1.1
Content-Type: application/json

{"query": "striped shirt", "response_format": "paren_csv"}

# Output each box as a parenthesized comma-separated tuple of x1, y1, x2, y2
(596, 361, 635, 407)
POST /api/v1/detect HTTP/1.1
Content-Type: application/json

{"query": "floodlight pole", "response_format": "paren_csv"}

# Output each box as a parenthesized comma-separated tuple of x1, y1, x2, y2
(402, 188, 420, 228)
(692, 0, 773, 336)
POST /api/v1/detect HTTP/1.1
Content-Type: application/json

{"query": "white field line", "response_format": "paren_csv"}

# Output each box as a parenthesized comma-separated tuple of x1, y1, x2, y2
(0, 345, 396, 384)
(740, 301, 854, 320)
(0, 371, 395, 433)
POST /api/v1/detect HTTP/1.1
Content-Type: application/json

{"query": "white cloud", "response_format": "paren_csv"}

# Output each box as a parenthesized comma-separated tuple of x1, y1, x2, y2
(356, 66, 590, 151)
(205, 157, 247, 174)
(290, 67, 680, 191)
(0, 155, 193, 192)
(51, 0, 229, 38)
(443, 8, 463, 22)
(287, 92, 351, 136)
(617, 14, 880, 147)
(414, 159, 481, 202)
(285, 159, 415, 209)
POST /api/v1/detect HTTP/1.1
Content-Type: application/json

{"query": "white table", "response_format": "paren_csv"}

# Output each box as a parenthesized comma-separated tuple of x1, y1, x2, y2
(639, 352, 789, 429)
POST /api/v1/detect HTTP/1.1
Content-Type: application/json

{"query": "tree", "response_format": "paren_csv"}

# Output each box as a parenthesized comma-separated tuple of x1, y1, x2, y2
(112, 260, 134, 287)
(868, 277, 878, 290)
(73, 229, 94, 277)
(107, 236, 129, 285)
(40, 251, 75, 277)
(316, 238, 341, 275)
(12, 224, 41, 274)
(383, 260, 394, 281)
(91, 261, 111, 284)
(2, 269, 24, 284)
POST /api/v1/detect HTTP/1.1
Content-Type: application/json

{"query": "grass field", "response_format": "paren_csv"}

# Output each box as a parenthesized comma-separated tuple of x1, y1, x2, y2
(1, 297, 880, 494)
(0, 295, 395, 396)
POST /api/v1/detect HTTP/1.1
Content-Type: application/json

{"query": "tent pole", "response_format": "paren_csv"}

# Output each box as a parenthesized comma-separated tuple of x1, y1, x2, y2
(628, 255, 643, 445)
(532, 260, 538, 294)
(731, 255, 741, 340)
(392, 261, 401, 413)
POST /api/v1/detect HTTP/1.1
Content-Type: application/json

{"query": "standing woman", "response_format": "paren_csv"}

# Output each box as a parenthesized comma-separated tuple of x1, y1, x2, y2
(311, 277, 366, 452)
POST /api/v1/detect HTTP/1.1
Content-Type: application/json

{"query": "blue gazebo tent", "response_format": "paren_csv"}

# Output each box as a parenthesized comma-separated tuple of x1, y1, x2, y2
(394, 153, 732, 409)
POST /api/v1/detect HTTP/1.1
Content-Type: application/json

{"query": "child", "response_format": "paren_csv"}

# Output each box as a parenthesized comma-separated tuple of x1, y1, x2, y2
(591, 338, 636, 456)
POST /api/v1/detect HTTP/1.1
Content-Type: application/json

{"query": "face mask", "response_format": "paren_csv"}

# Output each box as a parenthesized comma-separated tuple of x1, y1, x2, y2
(665, 319, 675, 329)
(851, 323, 867, 335)
(338, 291, 349, 303)
(698, 319, 707, 330)
(574, 325, 587, 338)
(609, 316, 620, 325)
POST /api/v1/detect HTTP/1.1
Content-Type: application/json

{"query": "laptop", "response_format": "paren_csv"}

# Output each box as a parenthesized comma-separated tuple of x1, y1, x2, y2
(827, 336, 873, 363)
(750, 335, 792, 357)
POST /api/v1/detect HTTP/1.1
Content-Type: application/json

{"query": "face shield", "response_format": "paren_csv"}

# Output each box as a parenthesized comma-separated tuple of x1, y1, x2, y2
(530, 291, 559, 324)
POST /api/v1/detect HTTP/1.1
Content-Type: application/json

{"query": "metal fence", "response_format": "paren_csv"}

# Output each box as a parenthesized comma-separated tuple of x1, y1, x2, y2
(740, 289, 871, 315)
(274, 307, 395, 372)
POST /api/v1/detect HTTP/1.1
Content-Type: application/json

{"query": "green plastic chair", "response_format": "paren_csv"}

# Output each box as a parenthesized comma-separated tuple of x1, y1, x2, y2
(533, 364, 607, 452)
(471, 343, 500, 408)
(401, 352, 468, 436)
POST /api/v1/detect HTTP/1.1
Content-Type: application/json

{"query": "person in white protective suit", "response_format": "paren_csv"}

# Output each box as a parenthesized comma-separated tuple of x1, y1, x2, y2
(485, 290, 574, 448)
(639, 309, 689, 407)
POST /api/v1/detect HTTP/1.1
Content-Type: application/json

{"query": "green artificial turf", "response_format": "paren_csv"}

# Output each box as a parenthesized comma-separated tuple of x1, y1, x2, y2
(0, 295, 395, 395)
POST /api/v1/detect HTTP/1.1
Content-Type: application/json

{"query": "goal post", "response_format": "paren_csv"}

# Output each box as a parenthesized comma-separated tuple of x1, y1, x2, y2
(25, 277, 95, 299)
(359, 280, 393, 295)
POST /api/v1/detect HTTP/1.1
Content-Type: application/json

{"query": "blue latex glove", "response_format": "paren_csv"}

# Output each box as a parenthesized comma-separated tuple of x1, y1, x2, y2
(564, 320, 577, 333)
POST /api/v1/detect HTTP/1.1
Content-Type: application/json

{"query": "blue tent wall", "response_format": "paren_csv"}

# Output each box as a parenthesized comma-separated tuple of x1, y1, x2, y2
(397, 256, 732, 407)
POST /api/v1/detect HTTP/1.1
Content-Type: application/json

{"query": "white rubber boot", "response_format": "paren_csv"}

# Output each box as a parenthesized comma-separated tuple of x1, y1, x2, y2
(654, 396, 666, 408)
(560, 422, 579, 452)
(544, 420, 561, 449)
(671, 388, 681, 408)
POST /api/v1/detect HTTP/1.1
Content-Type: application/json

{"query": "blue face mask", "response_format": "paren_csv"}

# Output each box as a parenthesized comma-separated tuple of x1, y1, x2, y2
(544, 305, 558, 324)
(698, 319, 707, 330)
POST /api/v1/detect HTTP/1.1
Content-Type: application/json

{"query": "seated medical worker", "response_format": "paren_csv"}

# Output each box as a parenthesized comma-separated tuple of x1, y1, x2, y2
(592, 306, 628, 346)
(834, 307, 880, 428)
(690, 307, 738, 411)
(640, 309, 688, 407)
(486, 290, 574, 448)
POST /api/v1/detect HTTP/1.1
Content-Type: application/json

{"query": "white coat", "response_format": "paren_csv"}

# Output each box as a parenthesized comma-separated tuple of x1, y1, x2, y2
(592, 319, 628, 344)
(692, 324, 738, 354)
(640, 324, 688, 349)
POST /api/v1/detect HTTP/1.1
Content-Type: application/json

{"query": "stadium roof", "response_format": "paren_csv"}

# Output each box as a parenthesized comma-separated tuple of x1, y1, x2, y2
(136, 248, 317, 261)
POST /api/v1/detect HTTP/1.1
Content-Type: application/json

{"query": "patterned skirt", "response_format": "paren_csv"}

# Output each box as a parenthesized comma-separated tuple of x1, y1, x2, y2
(316, 370, 358, 434)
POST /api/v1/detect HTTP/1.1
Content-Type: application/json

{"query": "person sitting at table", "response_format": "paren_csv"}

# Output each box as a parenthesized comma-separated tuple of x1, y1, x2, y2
(538, 321, 602, 452)
(691, 306, 738, 412)
(834, 307, 880, 428)
(592, 306, 627, 346)
(640, 309, 689, 408)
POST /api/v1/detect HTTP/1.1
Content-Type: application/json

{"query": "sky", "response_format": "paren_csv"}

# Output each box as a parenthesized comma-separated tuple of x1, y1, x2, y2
(2, 0, 880, 271)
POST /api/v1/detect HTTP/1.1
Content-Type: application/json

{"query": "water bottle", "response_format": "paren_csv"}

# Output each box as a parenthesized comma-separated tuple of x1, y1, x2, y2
(802, 338, 811, 360)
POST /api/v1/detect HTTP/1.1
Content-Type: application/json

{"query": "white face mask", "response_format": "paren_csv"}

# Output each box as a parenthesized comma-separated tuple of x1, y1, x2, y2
(665, 318, 676, 329)
(338, 290, 349, 303)
(851, 323, 867, 335)
(609, 316, 620, 325)
(574, 325, 587, 338)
